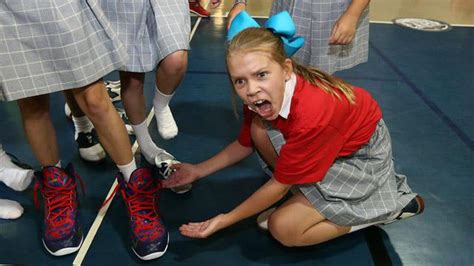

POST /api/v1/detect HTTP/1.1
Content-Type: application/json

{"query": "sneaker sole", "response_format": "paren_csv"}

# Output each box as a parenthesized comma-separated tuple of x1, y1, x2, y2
(43, 235, 84, 256)
(170, 184, 192, 194)
(132, 234, 169, 261)
(79, 143, 106, 162)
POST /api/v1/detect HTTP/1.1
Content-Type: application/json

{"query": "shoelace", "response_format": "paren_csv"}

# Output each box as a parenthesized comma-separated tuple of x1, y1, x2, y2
(100, 176, 164, 241)
(124, 183, 163, 240)
(34, 172, 85, 238)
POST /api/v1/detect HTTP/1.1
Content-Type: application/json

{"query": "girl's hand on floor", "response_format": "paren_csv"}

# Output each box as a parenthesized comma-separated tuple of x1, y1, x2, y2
(179, 214, 227, 238)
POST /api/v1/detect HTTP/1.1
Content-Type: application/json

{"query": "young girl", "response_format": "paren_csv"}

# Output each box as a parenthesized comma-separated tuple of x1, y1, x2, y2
(162, 12, 424, 245)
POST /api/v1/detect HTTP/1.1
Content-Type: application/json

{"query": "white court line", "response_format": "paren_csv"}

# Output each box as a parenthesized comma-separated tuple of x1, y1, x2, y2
(371, 20, 474, 27)
(214, 13, 474, 27)
(72, 14, 204, 266)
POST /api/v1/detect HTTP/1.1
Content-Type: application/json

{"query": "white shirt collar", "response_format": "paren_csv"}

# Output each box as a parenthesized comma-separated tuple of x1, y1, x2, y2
(279, 73, 296, 119)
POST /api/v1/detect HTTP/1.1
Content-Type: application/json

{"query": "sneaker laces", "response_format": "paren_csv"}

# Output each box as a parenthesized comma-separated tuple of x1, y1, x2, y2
(34, 172, 85, 239)
(104, 179, 164, 241)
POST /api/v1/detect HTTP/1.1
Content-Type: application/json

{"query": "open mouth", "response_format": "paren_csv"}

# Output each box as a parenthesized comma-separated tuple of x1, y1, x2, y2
(252, 99, 273, 118)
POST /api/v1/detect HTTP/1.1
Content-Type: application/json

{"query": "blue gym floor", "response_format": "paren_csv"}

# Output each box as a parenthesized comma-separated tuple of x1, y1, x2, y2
(0, 16, 473, 265)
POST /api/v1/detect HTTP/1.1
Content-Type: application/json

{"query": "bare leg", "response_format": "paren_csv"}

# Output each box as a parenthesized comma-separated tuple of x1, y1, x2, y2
(70, 80, 133, 165)
(63, 90, 85, 117)
(153, 50, 188, 139)
(17, 95, 59, 166)
(268, 191, 351, 247)
(250, 117, 350, 246)
(63, 89, 105, 162)
(120, 71, 166, 164)
(120, 72, 146, 125)
(156, 50, 187, 95)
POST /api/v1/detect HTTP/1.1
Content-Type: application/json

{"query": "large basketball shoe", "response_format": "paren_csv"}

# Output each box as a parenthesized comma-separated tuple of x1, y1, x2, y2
(34, 164, 84, 256)
(116, 167, 169, 260)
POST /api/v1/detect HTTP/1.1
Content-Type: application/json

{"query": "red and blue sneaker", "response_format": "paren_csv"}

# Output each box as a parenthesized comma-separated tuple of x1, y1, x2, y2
(116, 167, 169, 260)
(34, 164, 84, 256)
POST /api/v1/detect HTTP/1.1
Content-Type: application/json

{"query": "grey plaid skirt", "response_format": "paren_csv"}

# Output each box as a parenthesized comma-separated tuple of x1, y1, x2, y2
(0, 0, 127, 101)
(258, 119, 417, 226)
(270, 0, 369, 74)
(99, 0, 191, 72)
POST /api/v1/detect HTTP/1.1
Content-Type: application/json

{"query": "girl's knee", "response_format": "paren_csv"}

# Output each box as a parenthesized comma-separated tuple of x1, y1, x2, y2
(76, 86, 111, 118)
(268, 211, 298, 247)
(160, 50, 188, 76)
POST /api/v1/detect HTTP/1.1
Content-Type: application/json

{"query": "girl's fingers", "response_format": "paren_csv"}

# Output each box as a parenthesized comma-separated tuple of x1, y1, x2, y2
(180, 222, 207, 238)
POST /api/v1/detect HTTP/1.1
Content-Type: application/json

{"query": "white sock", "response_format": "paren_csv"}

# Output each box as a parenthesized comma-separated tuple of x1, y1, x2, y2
(0, 151, 34, 191)
(153, 88, 178, 139)
(131, 120, 163, 164)
(72, 115, 94, 140)
(117, 158, 137, 182)
(0, 199, 24, 219)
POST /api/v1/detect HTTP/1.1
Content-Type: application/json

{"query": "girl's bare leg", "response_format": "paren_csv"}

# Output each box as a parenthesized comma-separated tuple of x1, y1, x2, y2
(70, 80, 133, 165)
(268, 191, 351, 247)
(153, 50, 188, 139)
(120, 72, 146, 125)
(17, 95, 59, 166)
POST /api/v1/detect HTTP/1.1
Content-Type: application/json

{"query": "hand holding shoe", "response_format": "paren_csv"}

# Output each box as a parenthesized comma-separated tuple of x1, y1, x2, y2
(161, 163, 200, 188)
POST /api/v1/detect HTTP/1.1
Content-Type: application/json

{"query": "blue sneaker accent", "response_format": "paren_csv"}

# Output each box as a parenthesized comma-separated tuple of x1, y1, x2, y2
(116, 167, 169, 260)
(34, 164, 83, 256)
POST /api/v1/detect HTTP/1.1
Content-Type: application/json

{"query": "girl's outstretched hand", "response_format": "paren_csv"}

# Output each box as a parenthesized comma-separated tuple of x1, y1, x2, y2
(161, 163, 201, 188)
(179, 214, 227, 238)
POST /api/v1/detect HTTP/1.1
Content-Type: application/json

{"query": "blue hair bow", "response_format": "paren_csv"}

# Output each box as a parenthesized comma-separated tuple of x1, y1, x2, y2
(227, 11, 305, 57)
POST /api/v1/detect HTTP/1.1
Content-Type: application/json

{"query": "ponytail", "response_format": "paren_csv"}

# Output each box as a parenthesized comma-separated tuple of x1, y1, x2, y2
(293, 63, 356, 104)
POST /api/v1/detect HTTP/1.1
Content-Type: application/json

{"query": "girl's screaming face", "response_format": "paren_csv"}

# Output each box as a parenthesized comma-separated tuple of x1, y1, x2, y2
(228, 51, 292, 120)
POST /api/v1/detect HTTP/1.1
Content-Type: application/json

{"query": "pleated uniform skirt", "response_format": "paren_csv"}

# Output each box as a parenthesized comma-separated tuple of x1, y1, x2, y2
(270, 0, 369, 74)
(99, 0, 191, 72)
(258, 119, 417, 226)
(0, 0, 127, 101)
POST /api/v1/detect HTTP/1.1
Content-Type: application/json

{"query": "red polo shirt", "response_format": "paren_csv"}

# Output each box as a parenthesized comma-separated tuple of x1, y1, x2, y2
(238, 75, 382, 184)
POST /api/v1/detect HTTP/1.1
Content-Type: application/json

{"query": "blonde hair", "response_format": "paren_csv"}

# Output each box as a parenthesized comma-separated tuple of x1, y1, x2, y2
(226, 28, 356, 104)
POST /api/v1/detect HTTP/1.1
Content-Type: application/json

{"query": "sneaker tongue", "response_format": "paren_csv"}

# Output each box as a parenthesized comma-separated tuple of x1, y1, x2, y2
(44, 168, 70, 188)
(128, 169, 154, 191)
